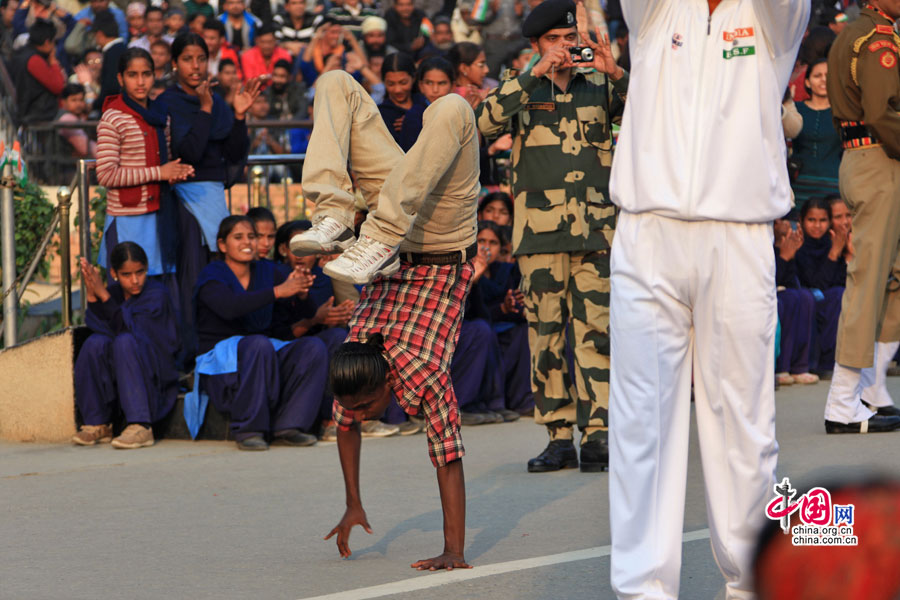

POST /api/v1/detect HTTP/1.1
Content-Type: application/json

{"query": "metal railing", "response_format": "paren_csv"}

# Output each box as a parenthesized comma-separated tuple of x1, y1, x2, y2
(22, 120, 313, 185)
(1, 69, 19, 348)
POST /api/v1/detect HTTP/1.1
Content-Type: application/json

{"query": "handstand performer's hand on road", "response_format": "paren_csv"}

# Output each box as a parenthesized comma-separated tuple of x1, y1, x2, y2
(324, 505, 373, 558)
(411, 552, 472, 571)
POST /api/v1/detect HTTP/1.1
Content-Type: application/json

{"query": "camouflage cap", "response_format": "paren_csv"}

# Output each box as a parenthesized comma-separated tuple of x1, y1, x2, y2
(521, 0, 577, 39)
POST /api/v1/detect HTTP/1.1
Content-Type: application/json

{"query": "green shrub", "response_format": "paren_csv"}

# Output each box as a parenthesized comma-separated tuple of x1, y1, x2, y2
(10, 180, 57, 280)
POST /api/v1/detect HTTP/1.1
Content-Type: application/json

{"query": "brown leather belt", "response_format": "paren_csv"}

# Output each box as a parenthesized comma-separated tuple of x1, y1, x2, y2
(839, 120, 879, 149)
(400, 244, 476, 265)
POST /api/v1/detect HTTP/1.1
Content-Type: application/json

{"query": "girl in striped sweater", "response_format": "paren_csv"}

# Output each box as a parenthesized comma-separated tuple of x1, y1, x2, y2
(96, 48, 194, 281)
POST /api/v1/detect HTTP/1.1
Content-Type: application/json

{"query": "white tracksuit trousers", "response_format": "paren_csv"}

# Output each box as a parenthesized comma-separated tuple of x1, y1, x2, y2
(609, 211, 779, 600)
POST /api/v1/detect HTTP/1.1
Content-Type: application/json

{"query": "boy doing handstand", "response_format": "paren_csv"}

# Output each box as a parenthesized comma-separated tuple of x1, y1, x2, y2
(299, 71, 480, 570)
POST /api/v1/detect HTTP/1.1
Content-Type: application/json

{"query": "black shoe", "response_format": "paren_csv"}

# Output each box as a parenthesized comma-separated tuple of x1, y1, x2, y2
(480, 411, 504, 424)
(527, 440, 578, 473)
(497, 409, 521, 422)
(237, 435, 269, 451)
(861, 401, 900, 418)
(461, 411, 487, 426)
(579, 440, 608, 472)
(824, 415, 900, 434)
(272, 429, 318, 447)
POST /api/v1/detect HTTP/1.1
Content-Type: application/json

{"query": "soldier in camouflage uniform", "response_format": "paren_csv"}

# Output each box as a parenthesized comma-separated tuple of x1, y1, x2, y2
(476, 0, 627, 472)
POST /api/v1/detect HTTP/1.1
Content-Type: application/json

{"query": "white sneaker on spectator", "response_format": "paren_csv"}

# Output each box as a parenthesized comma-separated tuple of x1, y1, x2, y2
(776, 372, 794, 386)
(320, 421, 338, 442)
(792, 372, 819, 385)
(397, 419, 424, 436)
(360, 420, 400, 438)
(323, 234, 400, 285)
(289, 216, 356, 257)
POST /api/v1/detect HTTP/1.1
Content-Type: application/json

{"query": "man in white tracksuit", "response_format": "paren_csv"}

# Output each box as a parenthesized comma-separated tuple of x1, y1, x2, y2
(608, 1, 808, 599)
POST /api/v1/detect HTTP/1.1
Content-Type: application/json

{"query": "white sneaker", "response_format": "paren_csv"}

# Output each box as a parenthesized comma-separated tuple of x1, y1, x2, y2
(776, 372, 794, 386)
(289, 216, 356, 257)
(360, 420, 400, 438)
(323, 234, 400, 284)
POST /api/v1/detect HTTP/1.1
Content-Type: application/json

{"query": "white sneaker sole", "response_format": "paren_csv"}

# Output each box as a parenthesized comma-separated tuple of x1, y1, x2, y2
(289, 233, 357, 257)
(323, 257, 401, 285)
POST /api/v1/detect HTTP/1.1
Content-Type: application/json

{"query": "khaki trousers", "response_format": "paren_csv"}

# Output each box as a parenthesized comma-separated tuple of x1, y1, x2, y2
(835, 146, 900, 369)
(301, 70, 478, 250)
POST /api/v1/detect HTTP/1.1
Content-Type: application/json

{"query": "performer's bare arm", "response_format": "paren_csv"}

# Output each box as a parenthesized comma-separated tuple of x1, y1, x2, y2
(411, 459, 471, 571)
(325, 424, 373, 558)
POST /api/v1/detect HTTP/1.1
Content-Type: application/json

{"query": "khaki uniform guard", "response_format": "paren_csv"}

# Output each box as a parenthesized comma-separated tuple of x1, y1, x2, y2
(477, 55, 627, 468)
(824, 2, 900, 431)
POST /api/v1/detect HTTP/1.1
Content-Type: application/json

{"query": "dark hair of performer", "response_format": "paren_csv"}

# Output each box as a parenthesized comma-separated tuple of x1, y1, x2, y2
(416, 55, 454, 104)
(381, 52, 416, 109)
(108, 241, 149, 299)
(329, 334, 395, 418)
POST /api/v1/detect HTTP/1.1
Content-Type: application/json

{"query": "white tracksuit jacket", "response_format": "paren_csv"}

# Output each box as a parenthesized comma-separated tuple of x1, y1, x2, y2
(610, 0, 809, 223)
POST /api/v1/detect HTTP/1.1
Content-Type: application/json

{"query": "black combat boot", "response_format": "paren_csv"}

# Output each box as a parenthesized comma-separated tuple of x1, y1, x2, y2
(579, 439, 609, 472)
(527, 439, 578, 473)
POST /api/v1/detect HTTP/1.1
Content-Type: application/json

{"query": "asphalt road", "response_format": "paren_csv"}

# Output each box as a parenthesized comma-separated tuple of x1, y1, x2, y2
(3, 380, 899, 600)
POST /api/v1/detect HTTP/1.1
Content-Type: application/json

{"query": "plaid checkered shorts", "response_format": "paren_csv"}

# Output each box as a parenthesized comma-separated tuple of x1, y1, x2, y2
(333, 259, 474, 468)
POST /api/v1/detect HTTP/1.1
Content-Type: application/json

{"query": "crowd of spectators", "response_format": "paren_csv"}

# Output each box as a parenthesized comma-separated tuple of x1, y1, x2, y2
(1, 0, 612, 166)
(776, 0, 868, 386)
(0, 0, 878, 447)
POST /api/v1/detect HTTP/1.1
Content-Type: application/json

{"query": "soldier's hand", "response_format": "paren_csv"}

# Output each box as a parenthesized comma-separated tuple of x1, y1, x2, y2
(532, 45, 572, 78)
(584, 26, 623, 79)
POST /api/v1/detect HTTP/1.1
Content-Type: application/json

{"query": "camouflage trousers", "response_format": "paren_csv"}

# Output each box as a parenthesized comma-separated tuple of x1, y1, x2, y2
(518, 246, 612, 444)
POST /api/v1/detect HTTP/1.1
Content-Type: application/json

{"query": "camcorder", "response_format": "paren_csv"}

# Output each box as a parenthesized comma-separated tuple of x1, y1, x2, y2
(569, 46, 594, 63)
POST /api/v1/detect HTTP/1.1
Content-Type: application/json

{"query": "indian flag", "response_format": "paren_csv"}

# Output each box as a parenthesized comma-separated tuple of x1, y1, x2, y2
(8, 141, 26, 186)
(470, 0, 490, 23)
(420, 17, 434, 37)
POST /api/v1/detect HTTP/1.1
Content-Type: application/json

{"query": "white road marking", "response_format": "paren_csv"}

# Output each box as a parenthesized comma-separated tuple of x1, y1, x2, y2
(298, 528, 711, 600)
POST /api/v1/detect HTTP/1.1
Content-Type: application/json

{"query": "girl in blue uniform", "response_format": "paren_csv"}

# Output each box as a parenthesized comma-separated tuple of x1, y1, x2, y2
(162, 32, 262, 358)
(796, 197, 848, 375)
(187, 216, 331, 450)
(773, 218, 818, 385)
(377, 52, 427, 152)
(452, 221, 533, 424)
(73, 242, 180, 449)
